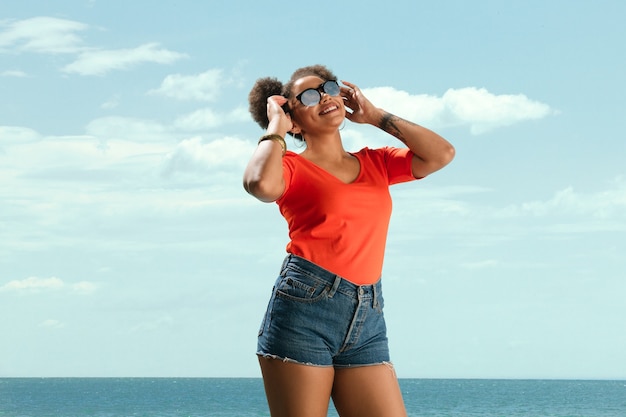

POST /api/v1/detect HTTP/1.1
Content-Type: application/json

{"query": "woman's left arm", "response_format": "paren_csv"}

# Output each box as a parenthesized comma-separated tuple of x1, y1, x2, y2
(342, 80, 455, 178)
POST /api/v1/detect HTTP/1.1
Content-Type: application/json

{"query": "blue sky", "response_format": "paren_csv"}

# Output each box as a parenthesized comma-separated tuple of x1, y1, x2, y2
(1, 0, 624, 379)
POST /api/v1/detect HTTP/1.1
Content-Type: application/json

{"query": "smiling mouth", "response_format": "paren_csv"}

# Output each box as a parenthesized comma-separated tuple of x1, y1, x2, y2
(320, 105, 338, 115)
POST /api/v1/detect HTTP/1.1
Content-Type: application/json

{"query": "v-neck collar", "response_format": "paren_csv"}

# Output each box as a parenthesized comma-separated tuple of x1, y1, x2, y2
(293, 151, 363, 184)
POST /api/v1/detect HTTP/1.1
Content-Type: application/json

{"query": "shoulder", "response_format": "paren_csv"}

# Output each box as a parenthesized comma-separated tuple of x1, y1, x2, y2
(282, 150, 302, 168)
(354, 147, 416, 183)
(352, 146, 412, 161)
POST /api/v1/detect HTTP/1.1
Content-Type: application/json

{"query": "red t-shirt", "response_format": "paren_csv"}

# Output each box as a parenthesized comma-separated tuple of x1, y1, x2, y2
(277, 146, 416, 285)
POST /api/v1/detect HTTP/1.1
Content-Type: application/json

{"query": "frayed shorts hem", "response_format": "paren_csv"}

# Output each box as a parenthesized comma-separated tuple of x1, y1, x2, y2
(256, 352, 393, 369)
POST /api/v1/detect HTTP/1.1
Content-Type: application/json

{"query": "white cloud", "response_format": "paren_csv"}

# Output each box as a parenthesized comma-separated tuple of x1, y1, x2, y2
(150, 69, 224, 101)
(1, 277, 64, 292)
(1, 17, 187, 75)
(174, 109, 221, 130)
(174, 106, 249, 130)
(500, 178, 626, 220)
(161, 136, 255, 176)
(340, 127, 370, 152)
(0, 123, 253, 255)
(443, 88, 555, 134)
(461, 260, 499, 270)
(62, 42, 187, 76)
(362, 86, 555, 134)
(85, 116, 172, 143)
(389, 178, 626, 242)
(39, 319, 66, 329)
(0, 276, 99, 295)
(129, 315, 175, 333)
(0, 16, 87, 54)
(0, 131, 132, 171)
(71, 281, 100, 295)
(0, 125, 41, 143)
(1, 70, 27, 77)
(101, 95, 120, 109)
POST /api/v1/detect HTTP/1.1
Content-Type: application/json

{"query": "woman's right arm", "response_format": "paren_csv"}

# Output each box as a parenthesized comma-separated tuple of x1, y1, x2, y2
(243, 96, 290, 202)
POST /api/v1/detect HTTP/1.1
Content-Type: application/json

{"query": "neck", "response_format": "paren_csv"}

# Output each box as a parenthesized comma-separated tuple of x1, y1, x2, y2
(301, 131, 347, 160)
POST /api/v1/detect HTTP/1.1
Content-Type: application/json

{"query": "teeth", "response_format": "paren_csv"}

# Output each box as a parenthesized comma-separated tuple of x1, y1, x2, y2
(322, 106, 337, 114)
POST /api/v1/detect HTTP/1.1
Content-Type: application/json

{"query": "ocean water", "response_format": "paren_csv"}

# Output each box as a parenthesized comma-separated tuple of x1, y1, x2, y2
(1, 378, 625, 417)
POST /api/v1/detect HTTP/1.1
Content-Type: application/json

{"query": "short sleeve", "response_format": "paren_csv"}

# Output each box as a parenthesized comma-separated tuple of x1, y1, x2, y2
(383, 147, 417, 184)
(278, 151, 298, 200)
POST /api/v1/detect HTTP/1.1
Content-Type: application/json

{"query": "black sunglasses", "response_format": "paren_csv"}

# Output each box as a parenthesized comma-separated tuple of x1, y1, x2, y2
(295, 80, 341, 107)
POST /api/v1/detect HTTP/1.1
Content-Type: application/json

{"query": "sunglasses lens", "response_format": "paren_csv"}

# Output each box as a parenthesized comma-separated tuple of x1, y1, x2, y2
(296, 81, 340, 106)
(299, 89, 321, 106)
(324, 81, 340, 96)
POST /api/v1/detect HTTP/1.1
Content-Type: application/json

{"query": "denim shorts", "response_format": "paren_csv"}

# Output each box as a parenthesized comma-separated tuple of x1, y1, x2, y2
(257, 254, 390, 367)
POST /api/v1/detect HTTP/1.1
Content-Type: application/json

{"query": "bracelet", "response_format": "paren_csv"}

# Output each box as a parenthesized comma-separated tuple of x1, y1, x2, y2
(258, 134, 287, 156)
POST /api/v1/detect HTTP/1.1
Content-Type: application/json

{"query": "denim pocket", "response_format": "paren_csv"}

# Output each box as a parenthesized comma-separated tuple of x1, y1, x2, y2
(275, 274, 328, 303)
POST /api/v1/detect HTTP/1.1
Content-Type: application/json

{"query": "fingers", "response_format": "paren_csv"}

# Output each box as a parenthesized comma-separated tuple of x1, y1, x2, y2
(339, 81, 360, 117)
(339, 80, 377, 125)
(266, 95, 293, 133)
(339, 81, 356, 103)
(267, 95, 289, 118)
(267, 95, 287, 109)
(340, 82, 356, 98)
(341, 80, 357, 90)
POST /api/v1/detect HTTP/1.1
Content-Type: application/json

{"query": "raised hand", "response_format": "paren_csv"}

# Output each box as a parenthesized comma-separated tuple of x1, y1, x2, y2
(340, 80, 382, 126)
(266, 95, 293, 137)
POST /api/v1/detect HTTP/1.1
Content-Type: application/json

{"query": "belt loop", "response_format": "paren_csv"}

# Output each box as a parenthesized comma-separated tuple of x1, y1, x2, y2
(327, 275, 341, 298)
(279, 254, 292, 276)
(373, 282, 379, 309)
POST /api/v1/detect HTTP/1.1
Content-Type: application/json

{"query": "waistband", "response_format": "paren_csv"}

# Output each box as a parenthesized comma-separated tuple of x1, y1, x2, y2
(280, 254, 382, 301)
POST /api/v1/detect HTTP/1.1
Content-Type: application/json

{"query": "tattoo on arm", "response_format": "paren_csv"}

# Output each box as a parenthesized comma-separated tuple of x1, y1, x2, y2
(379, 112, 418, 145)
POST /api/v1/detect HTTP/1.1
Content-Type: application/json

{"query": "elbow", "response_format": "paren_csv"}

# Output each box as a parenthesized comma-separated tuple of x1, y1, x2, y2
(441, 143, 456, 166)
(430, 143, 456, 170)
(243, 176, 284, 203)
(412, 143, 456, 178)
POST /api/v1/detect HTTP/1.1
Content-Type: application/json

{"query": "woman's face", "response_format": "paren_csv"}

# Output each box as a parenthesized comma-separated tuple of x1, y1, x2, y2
(289, 75, 345, 135)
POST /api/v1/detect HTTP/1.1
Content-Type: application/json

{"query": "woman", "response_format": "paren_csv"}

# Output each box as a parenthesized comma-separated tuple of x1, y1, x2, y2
(243, 65, 455, 417)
